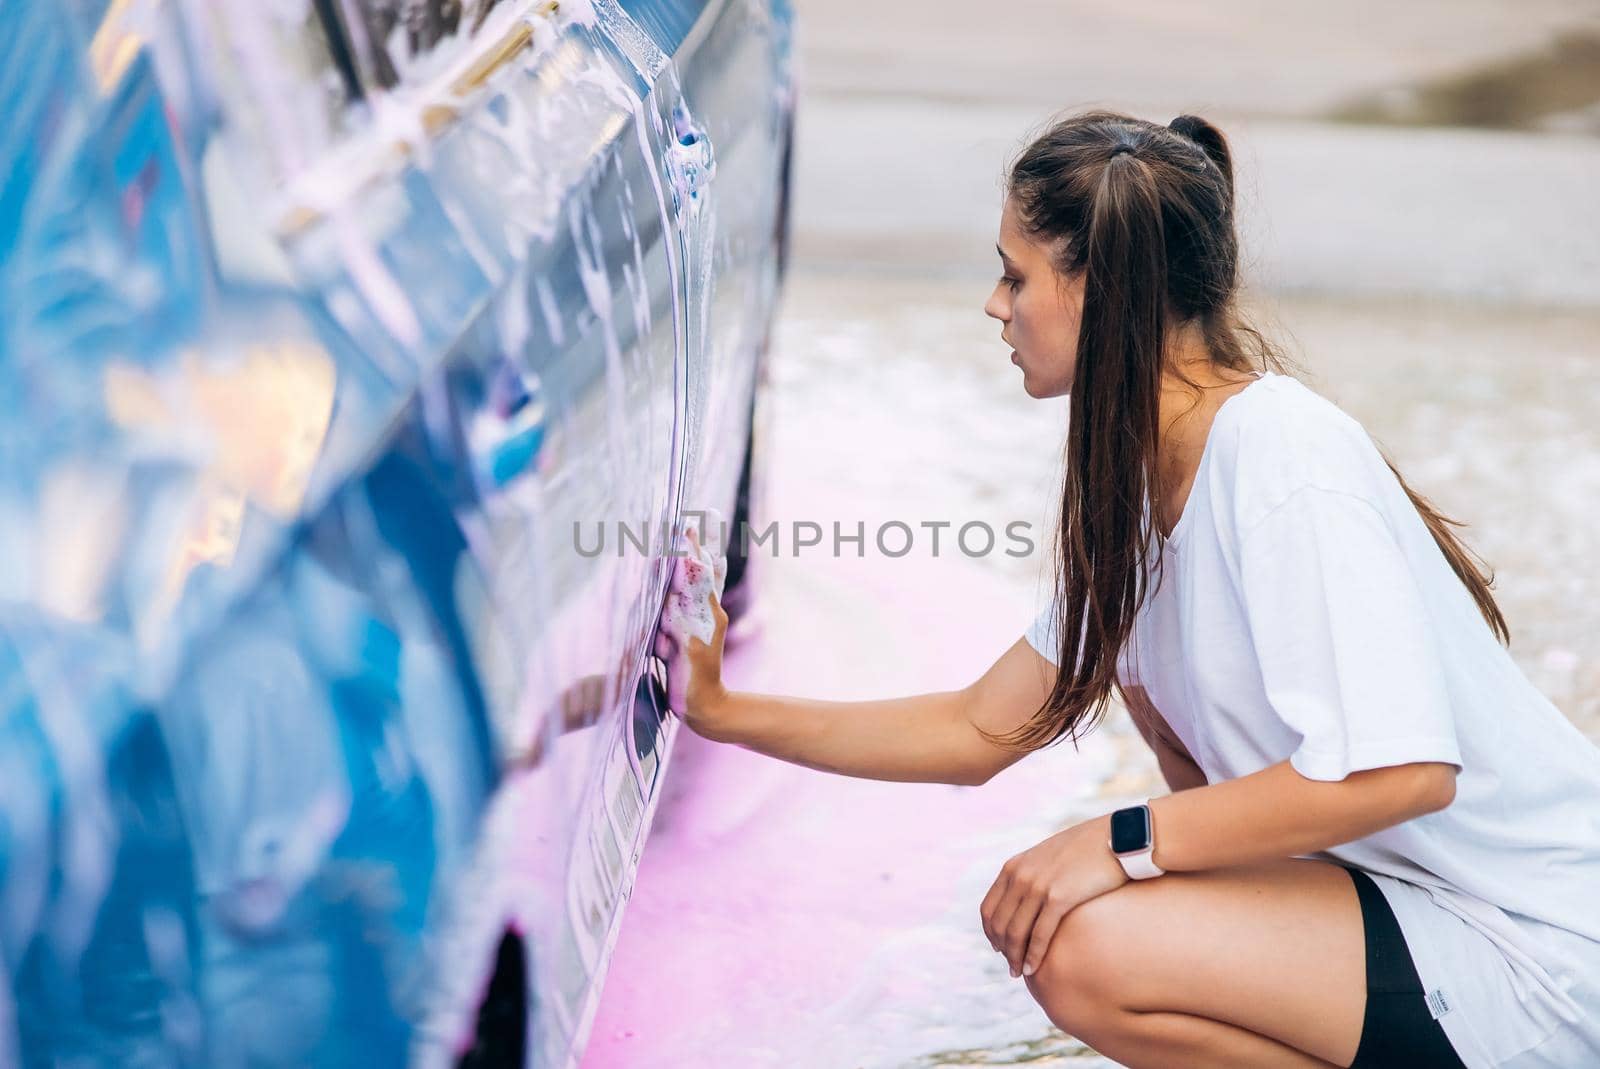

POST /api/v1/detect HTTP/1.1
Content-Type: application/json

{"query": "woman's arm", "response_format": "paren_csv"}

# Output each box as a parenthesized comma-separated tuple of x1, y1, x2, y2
(695, 635, 1056, 787)
(984, 755, 1457, 978)
(697, 686, 990, 786)
(1144, 756, 1457, 872)
(680, 586, 1055, 786)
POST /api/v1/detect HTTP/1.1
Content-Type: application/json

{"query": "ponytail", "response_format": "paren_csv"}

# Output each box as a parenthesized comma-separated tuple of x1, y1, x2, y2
(991, 141, 1177, 753)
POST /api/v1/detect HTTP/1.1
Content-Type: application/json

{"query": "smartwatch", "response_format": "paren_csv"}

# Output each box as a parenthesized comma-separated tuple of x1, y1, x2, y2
(1108, 802, 1165, 880)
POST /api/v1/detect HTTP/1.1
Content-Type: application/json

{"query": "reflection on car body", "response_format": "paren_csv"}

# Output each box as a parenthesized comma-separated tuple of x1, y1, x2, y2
(0, 0, 795, 1064)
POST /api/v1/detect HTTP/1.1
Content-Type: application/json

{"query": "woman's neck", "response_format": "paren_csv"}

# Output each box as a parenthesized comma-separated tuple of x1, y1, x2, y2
(1153, 345, 1259, 536)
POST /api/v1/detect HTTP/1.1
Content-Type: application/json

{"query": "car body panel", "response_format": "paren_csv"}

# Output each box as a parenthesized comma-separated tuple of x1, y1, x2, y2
(0, 0, 794, 1064)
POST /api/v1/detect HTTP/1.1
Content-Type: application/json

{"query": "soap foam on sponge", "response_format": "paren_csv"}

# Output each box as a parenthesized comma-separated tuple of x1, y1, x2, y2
(653, 507, 729, 660)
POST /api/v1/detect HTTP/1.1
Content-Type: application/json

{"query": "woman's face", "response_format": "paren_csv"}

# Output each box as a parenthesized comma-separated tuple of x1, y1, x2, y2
(984, 195, 1084, 399)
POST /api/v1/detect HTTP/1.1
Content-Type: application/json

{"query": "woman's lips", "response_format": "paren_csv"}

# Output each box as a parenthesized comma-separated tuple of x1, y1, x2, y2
(1010, 350, 1020, 365)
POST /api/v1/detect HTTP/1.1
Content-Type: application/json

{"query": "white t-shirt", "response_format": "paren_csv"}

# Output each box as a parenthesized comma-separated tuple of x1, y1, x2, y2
(1026, 371, 1600, 1068)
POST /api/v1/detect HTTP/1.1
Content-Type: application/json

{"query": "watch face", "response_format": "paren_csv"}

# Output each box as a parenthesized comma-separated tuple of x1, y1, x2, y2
(1110, 805, 1152, 854)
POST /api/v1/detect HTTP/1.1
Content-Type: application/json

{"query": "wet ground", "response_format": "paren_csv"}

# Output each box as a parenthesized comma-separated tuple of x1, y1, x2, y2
(583, 5, 1600, 1065)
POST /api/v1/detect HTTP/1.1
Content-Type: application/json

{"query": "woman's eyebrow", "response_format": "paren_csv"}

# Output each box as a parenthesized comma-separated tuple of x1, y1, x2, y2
(996, 243, 1018, 269)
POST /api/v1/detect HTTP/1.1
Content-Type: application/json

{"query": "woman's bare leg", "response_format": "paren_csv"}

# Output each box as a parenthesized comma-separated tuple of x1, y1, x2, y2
(1045, 1005, 1342, 1068)
(1022, 856, 1366, 1068)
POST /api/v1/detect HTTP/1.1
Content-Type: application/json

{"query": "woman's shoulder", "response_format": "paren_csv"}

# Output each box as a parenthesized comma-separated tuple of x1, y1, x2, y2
(1207, 371, 1396, 535)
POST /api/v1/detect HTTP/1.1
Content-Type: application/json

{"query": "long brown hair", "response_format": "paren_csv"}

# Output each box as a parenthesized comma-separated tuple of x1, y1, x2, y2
(982, 109, 1509, 755)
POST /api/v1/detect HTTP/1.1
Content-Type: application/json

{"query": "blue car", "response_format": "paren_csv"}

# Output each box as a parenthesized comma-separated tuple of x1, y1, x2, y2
(0, 0, 794, 1064)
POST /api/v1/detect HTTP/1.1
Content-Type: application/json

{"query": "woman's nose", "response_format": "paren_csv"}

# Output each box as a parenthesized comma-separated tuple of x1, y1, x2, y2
(984, 292, 1007, 322)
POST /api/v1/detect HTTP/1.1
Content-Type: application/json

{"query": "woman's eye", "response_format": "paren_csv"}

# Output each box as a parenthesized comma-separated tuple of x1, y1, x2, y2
(998, 275, 1020, 291)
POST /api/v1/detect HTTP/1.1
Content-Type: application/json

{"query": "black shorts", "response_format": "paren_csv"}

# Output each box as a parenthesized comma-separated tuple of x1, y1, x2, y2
(1342, 864, 1469, 1069)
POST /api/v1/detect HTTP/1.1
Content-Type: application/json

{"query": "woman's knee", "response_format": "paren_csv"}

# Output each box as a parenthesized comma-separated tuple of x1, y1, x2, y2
(1024, 890, 1137, 1037)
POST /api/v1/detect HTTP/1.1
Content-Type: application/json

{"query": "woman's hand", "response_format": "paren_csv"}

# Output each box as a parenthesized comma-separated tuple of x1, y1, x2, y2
(680, 583, 731, 740)
(980, 815, 1129, 979)
(655, 521, 734, 740)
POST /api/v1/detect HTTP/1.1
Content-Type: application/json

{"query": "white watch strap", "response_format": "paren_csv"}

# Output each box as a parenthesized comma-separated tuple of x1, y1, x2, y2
(1114, 846, 1165, 880)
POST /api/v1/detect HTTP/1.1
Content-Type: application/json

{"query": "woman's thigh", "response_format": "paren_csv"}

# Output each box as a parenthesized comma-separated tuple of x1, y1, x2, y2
(1025, 856, 1366, 1067)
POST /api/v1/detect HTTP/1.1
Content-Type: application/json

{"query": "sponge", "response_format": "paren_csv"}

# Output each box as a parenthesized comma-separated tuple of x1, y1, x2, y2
(652, 507, 729, 659)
